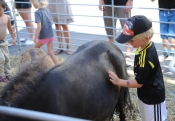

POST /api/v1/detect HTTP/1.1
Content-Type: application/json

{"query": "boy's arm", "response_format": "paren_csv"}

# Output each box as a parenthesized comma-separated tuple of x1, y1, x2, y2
(7, 15, 16, 45)
(34, 22, 41, 43)
(108, 70, 143, 88)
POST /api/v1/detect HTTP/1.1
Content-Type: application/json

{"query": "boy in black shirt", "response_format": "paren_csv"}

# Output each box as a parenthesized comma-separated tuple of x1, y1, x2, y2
(108, 15, 167, 121)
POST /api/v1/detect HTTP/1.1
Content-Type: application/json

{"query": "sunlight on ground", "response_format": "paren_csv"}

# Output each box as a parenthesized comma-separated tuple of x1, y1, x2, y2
(165, 79, 175, 85)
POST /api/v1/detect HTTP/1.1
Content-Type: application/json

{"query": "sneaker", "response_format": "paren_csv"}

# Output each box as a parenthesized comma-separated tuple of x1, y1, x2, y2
(166, 53, 175, 61)
(158, 52, 168, 62)
(125, 56, 133, 67)
(21, 39, 34, 46)
(19, 38, 26, 42)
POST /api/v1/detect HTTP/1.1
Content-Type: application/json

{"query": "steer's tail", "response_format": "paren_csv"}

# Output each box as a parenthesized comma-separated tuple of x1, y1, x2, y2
(112, 87, 132, 121)
(120, 87, 135, 121)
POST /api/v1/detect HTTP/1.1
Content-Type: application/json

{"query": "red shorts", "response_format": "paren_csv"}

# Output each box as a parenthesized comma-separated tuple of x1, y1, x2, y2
(37, 37, 54, 44)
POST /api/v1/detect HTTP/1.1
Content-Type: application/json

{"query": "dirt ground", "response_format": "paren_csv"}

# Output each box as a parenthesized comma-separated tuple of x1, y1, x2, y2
(0, 56, 175, 121)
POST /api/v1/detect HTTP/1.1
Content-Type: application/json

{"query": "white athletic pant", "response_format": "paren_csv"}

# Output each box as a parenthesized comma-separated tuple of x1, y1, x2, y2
(138, 99, 167, 121)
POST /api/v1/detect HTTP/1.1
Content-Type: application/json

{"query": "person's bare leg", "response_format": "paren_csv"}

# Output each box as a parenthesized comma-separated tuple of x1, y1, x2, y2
(163, 38, 169, 50)
(54, 24, 64, 54)
(34, 42, 43, 48)
(125, 42, 132, 67)
(168, 38, 175, 60)
(159, 38, 169, 62)
(61, 24, 72, 55)
(17, 8, 34, 39)
(162, 38, 169, 57)
(125, 42, 131, 57)
(47, 42, 58, 65)
(55, 24, 64, 48)
(170, 38, 175, 51)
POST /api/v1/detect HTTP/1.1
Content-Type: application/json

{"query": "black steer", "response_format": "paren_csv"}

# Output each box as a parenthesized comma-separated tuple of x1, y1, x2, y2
(0, 40, 130, 121)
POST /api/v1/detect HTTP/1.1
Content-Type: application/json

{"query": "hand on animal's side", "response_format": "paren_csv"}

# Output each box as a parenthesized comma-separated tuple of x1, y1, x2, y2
(108, 70, 120, 85)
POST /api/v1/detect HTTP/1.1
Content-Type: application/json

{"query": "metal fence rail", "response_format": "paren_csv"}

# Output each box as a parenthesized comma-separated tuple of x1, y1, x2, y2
(2, 0, 175, 120)
(5, 1, 175, 51)
(0, 106, 90, 121)
(4, 0, 175, 74)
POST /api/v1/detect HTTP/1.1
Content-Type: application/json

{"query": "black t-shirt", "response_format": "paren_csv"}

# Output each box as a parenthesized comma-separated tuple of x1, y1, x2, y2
(158, 0, 175, 9)
(104, 0, 127, 6)
(134, 41, 165, 104)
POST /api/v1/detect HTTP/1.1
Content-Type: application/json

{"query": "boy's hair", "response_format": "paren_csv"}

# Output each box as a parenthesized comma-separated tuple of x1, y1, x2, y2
(34, 0, 48, 8)
(0, 0, 6, 8)
(133, 27, 154, 41)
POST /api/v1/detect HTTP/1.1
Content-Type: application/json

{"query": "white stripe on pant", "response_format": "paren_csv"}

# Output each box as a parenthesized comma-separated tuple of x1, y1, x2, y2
(138, 99, 167, 121)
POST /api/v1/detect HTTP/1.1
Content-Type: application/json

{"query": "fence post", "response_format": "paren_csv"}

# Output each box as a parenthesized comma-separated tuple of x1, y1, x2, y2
(11, 0, 21, 52)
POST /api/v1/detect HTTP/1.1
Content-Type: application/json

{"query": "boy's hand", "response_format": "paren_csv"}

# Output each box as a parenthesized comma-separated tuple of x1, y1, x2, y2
(151, 0, 155, 2)
(108, 70, 120, 85)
